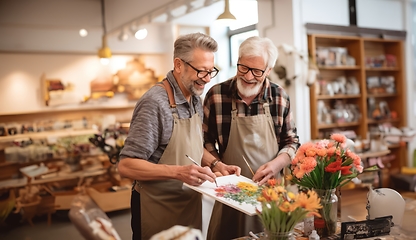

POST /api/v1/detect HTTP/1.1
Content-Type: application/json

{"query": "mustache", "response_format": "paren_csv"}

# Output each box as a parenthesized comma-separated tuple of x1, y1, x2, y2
(195, 79, 207, 85)
(238, 76, 257, 84)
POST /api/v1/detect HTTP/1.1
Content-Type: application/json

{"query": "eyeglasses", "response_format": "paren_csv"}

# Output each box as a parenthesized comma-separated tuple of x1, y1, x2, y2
(237, 63, 266, 77)
(181, 59, 219, 79)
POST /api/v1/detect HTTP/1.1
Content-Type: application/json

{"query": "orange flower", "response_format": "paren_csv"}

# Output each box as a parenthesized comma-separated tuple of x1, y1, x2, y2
(289, 133, 364, 190)
(331, 133, 346, 143)
(279, 201, 294, 213)
(267, 178, 277, 187)
(256, 180, 323, 234)
(294, 190, 322, 215)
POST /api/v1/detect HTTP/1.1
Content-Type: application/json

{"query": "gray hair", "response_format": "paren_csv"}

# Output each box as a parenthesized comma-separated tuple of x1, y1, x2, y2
(238, 36, 278, 68)
(173, 32, 218, 62)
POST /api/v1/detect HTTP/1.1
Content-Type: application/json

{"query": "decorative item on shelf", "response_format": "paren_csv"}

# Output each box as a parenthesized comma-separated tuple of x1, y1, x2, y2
(56, 136, 91, 172)
(288, 133, 373, 237)
(41, 74, 80, 107)
(111, 58, 160, 100)
(366, 54, 397, 68)
(315, 47, 355, 66)
(89, 127, 127, 164)
(256, 178, 322, 240)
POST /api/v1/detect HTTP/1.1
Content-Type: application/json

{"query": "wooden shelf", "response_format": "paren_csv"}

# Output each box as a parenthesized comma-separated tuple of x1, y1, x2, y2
(0, 129, 98, 143)
(367, 118, 400, 124)
(0, 103, 136, 117)
(357, 149, 390, 159)
(317, 122, 360, 129)
(367, 93, 397, 98)
(365, 67, 399, 71)
(318, 65, 361, 70)
(317, 94, 361, 100)
(308, 33, 407, 183)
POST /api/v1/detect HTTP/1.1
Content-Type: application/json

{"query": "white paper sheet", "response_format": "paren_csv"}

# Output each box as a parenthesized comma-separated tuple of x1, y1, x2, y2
(184, 174, 261, 216)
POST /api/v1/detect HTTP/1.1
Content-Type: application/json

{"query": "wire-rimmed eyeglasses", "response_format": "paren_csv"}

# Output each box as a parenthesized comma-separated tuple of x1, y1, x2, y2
(237, 63, 266, 77)
(181, 59, 219, 79)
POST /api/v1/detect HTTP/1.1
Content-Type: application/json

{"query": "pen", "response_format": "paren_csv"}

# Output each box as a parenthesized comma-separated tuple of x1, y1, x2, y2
(185, 154, 218, 187)
(242, 155, 255, 176)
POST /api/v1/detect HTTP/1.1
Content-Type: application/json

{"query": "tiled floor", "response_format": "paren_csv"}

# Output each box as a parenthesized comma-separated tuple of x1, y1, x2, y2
(0, 209, 132, 240)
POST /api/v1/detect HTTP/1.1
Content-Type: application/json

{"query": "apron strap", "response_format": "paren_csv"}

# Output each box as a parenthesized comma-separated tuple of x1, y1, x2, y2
(158, 79, 177, 108)
(231, 99, 238, 119)
(158, 79, 179, 118)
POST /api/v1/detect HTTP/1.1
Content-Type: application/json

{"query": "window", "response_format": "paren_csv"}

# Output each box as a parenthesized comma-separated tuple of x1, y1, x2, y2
(229, 25, 258, 67)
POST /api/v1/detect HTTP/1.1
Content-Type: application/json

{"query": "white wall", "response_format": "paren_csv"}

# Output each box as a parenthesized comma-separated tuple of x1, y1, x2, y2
(0, 53, 169, 114)
(357, 0, 404, 30)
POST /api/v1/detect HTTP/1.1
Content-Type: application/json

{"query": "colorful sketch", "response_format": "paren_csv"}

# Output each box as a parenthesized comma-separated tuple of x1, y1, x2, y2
(214, 181, 261, 205)
(184, 174, 262, 216)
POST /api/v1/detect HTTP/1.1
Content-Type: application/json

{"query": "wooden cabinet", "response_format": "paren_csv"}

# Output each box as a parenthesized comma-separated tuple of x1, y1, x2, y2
(308, 34, 407, 178)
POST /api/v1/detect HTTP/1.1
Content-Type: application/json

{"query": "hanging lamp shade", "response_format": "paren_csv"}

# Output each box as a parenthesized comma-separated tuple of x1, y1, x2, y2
(98, 36, 112, 59)
(216, 0, 236, 26)
(98, 0, 111, 64)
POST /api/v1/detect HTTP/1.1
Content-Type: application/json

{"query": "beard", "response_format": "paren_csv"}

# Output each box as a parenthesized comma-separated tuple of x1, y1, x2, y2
(182, 76, 205, 96)
(236, 76, 263, 97)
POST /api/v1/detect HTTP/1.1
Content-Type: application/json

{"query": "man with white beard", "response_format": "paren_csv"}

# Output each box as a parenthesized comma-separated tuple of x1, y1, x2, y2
(203, 36, 300, 240)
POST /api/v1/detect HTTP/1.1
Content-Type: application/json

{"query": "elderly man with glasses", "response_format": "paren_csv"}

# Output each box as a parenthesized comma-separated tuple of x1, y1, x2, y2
(203, 36, 300, 240)
(118, 32, 240, 240)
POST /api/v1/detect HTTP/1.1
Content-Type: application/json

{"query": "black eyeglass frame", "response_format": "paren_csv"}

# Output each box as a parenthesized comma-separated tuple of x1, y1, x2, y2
(180, 59, 219, 79)
(236, 63, 267, 77)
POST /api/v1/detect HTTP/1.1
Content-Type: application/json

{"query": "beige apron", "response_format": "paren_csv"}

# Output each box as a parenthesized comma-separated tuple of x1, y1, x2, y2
(137, 80, 204, 239)
(207, 99, 279, 240)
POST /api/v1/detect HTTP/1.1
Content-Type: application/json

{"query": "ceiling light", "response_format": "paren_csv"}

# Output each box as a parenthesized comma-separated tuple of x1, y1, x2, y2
(185, 1, 194, 14)
(216, 0, 236, 26)
(166, 7, 174, 22)
(135, 28, 148, 40)
(118, 29, 128, 41)
(98, 36, 112, 58)
(79, 29, 88, 37)
(98, 0, 111, 64)
(204, 0, 215, 7)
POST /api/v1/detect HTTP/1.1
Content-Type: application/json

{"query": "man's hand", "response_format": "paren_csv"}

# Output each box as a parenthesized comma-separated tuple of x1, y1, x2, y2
(212, 161, 241, 177)
(253, 154, 290, 185)
(176, 164, 217, 186)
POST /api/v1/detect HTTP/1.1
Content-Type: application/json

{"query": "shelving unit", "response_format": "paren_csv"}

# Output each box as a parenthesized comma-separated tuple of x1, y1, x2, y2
(0, 129, 98, 143)
(308, 34, 407, 184)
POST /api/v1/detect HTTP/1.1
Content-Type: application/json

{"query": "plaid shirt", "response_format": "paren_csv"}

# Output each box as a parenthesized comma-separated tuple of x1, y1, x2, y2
(203, 77, 300, 159)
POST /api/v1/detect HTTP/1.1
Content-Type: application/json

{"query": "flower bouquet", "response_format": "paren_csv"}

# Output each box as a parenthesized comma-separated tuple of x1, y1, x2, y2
(288, 133, 364, 237)
(256, 178, 322, 240)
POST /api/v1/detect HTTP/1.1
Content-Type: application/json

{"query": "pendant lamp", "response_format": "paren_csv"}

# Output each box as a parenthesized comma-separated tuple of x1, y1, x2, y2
(216, 0, 236, 26)
(98, 0, 111, 65)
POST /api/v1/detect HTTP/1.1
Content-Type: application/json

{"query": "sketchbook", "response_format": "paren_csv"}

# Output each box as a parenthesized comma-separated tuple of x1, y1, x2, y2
(184, 174, 261, 216)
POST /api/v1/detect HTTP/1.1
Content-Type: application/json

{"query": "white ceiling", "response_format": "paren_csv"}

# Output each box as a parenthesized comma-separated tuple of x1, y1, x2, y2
(0, 0, 257, 53)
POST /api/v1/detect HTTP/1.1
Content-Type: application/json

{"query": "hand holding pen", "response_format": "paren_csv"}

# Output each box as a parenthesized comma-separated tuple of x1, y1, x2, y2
(185, 155, 218, 187)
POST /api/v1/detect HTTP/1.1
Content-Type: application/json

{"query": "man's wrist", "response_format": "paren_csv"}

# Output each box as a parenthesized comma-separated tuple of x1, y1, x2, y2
(210, 159, 221, 169)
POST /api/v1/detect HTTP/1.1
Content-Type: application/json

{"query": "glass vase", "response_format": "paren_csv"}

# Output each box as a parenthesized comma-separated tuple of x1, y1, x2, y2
(314, 188, 338, 237)
(262, 230, 295, 240)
